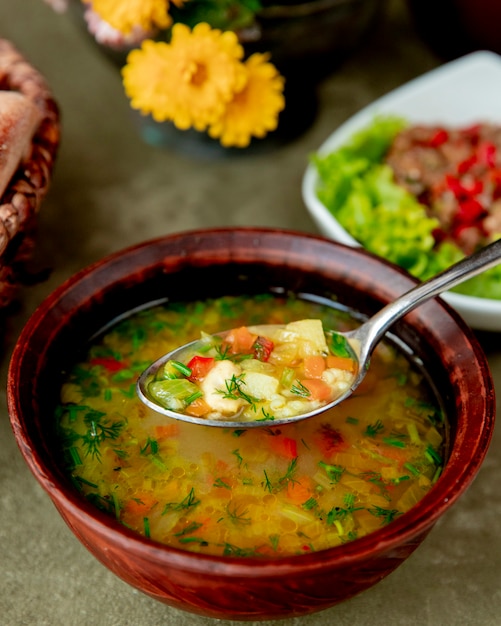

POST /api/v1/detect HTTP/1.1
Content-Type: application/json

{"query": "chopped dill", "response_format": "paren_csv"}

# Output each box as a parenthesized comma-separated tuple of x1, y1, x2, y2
(226, 502, 251, 526)
(162, 487, 201, 514)
(213, 478, 232, 490)
(365, 420, 384, 437)
(290, 380, 311, 397)
(216, 374, 258, 409)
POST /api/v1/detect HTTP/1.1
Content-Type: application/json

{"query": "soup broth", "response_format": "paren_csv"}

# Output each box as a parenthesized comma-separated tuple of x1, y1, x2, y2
(56, 294, 446, 557)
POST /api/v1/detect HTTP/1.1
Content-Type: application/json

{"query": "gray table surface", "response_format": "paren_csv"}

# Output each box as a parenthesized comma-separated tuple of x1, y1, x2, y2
(1, 1, 500, 625)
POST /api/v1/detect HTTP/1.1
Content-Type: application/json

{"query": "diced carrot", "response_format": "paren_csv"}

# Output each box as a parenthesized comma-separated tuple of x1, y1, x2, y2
(184, 397, 211, 417)
(125, 493, 157, 516)
(215, 459, 229, 473)
(155, 423, 180, 439)
(286, 476, 313, 504)
(270, 435, 298, 459)
(303, 355, 326, 379)
(301, 378, 333, 402)
(378, 444, 409, 468)
(326, 355, 356, 372)
(225, 326, 257, 353)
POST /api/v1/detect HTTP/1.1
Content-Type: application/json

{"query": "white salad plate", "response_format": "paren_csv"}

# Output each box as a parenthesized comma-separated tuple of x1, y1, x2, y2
(302, 50, 501, 331)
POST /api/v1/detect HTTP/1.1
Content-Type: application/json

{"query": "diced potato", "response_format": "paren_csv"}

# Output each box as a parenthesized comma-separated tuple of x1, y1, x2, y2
(240, 358, 275, 374)
(242, 371, 280, 400)
(284, 319, 328, 354)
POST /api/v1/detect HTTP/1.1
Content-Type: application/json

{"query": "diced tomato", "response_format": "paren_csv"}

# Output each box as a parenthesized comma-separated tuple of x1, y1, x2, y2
(90, 357, 126, 372)
(303, 355, 326, 379)
(269, 435, 298, 460)
(187, 355, 215, 381)
(224, 326, 257, 354)
(252, 336, 274, 362)
(301, 378, 332, 402)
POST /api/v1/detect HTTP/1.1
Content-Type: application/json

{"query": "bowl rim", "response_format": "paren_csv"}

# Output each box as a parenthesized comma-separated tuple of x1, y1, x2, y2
(7, 226, 496, 576)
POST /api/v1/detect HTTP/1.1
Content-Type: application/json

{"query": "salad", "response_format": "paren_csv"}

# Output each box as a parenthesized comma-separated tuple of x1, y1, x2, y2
(313, 116, 501, 299)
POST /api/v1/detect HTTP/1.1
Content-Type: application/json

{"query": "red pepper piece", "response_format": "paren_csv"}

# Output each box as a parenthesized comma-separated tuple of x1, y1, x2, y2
(445, 174, 465, 198)
(456, 198, 485, 224)
(457, 154, 478, 175)
(428, 128, 448, 147)
(90, 357, 127, 372)
(477, 141, 497, 168)
(446, 175, 482, 200)
(462, 179, 483, 196)
(252, 336, 274, 362)
(186, 355, 215, 381)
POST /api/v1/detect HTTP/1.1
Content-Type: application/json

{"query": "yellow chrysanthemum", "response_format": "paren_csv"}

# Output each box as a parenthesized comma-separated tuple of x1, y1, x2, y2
(209, 53, 285, 148)
(122, 40, 173, 121)
(89, 0, 171, 35)
(122, 23, 247, 131)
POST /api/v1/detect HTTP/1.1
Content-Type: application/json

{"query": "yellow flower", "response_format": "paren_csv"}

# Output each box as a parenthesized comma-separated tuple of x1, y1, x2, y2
(88, 0, 171, 35)
(122, 23, 247, 131)
(209, 53, 285, 148)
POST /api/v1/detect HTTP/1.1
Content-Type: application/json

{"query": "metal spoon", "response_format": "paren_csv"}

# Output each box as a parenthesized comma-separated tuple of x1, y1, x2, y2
(137, 238, 501, 427)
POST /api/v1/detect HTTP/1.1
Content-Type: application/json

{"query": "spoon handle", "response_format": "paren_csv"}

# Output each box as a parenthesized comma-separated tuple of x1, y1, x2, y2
(352, 238, 501, 362)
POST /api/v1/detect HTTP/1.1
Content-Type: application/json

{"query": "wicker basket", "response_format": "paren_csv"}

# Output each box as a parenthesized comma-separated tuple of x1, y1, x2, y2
(0, 39, 60, 308)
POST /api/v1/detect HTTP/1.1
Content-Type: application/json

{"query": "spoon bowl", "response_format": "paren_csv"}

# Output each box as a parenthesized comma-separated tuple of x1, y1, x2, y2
(137, 323, 360, 427)
(138, 238, 501, 426)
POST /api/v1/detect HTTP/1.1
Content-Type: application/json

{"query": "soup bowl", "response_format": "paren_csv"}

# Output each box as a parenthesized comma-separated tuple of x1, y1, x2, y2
(7, 227, 495, 621)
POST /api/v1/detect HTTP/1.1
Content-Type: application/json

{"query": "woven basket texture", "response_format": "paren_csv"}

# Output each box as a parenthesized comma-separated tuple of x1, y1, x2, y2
(0, 39, 60, 309)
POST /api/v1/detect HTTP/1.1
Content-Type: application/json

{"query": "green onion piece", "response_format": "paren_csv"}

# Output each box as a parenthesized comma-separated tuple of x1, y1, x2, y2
(148, 378, 201, 411)
(302, 497, 318, 510)
(161, 360, 191, 380)
(280, 367, 295, 389)
(328, 331, 354, 358)
(69, 446, 82, 467)
(403, 462, 421, 477)
(425, 445, 442, 465)
(383, 437, 406, 448)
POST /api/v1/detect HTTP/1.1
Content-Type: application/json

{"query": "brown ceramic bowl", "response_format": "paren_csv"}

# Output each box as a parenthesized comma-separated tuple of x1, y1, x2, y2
(7, 228, 495, 621)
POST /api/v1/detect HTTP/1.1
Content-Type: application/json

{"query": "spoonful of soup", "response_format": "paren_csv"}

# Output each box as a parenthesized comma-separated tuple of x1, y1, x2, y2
(137, 238, 501, 427)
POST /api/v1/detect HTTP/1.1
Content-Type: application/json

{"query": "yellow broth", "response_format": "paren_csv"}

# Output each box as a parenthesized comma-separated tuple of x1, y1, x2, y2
(56, 294, 446, 557)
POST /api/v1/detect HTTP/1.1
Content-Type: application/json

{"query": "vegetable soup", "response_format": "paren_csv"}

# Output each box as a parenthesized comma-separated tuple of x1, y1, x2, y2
(56, 294, 446, 557)
(144, 318, 358, 422)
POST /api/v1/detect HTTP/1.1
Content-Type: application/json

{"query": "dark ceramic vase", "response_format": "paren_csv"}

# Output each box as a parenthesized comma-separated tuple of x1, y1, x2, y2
(407, 0, 501, 60)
